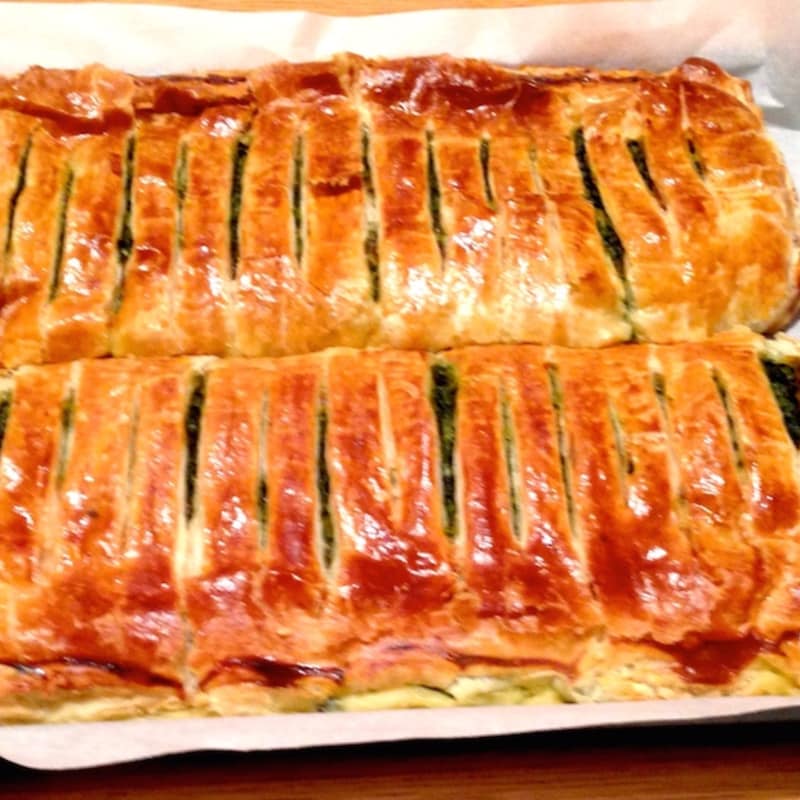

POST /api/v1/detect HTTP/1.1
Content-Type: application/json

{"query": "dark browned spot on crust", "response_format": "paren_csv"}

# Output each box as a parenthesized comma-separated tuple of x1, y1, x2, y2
(201, 657, 344, 690)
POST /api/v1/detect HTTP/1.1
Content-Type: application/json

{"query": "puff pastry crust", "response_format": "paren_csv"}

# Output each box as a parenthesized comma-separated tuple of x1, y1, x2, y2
(0, 55, 795, 367)
(0, 328, 799, 722)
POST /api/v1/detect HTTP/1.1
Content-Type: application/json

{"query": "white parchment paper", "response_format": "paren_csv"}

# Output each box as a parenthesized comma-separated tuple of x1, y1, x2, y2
(2, 698, 800, 770)
(0, 0, 799, 769)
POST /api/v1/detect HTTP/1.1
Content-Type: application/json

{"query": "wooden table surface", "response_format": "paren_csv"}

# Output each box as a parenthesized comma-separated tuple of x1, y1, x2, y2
(6, 0, 800, 797)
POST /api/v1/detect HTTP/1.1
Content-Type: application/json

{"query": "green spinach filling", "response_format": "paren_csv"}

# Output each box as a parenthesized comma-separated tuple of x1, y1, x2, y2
(184, 373, 206, 522)
(292, 135, 305, 266)
(117, 135, 136, 265)
(56, 389, 75, 488)
(546, 365, 576, 530)
(361, 126, 380, 302)
(500, 393, 521, 541)
(257, 393, 269, 548)
(49, 168, 74, 301)
(573, 127, 635, 335)
(257, 473, 268, 544)
(174, 142, 189, 252)
(317, 402, 334, 568)
(762, 358, 800, 446)
(113, 135, 136, 313)
(626, 139, 663, 206)
(425, 130, 446, 262)
(431, 361, 458, 539)
(479, 137, 496, 211)
(608, 402, 634, 478)
(0, 391, 11, 456)
(687, 138, 706, 178)
(229, 133, 251, 280)
(712, 370, 745, 473)
(365, 226, 380, 302)
(573, 128, 625, 277)
(5, 136, 32, 257)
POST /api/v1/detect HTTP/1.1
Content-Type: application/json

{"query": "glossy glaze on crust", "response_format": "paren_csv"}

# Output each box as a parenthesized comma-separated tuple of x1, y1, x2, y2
(1, 330, 800, 720)
(0, 56, 795, 366)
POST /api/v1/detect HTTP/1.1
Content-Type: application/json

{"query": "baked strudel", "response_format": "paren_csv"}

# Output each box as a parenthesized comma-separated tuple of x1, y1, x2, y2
(0, 55, 795, 366)
(1, 329, 799, 722)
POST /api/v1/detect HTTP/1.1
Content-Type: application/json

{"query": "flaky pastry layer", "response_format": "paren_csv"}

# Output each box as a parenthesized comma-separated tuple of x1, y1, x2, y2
(0, 55, 795, 366)
(1, 328, 800, 722)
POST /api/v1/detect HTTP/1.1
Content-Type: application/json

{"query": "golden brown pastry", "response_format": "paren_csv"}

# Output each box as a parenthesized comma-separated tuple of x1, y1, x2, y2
(0, 328, 799, 723)
(0, 55, 795, 367)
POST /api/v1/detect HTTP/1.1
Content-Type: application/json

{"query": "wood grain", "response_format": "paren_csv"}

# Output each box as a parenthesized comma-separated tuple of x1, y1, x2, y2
(3, 723, 800, 799)
(24, 0, 600, 13)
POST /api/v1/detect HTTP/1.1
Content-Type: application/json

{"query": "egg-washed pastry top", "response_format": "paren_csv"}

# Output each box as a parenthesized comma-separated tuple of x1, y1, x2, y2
(0, 328, 799, 722)
(0, 55, 796, 367)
